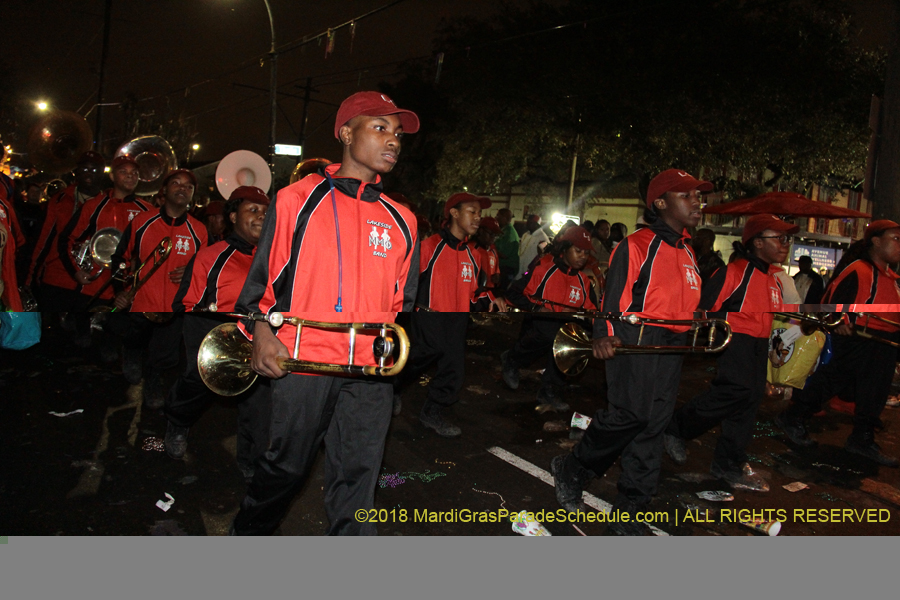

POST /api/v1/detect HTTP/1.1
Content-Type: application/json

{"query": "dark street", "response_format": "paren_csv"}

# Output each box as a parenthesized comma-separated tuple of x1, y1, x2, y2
(2, 314, 899, 537)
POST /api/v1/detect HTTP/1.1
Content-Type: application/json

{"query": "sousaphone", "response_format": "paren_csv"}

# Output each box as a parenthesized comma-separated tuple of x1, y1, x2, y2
(289, 157, 331, 184)
(215, 150, 271, 200)
(26, 110, 93, 175)
(115, 136, 178, 196)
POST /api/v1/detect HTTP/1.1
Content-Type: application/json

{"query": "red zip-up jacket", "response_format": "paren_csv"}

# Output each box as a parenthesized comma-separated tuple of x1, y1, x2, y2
(27, 185, 85, 290)
(417, 229, 497, 312)
(174, 233, 254, 313)
(467, 241, 500, 288)
(822, 258, 900, 335)
(596, 220, 701, 335)
(113, 206, 207, 313)
(508, 253, 598, 312)
(701, 255, 785, 338)
(60, 190, 153, 299)
(0, 181, 24, 310)
(235, 164, 418, 368)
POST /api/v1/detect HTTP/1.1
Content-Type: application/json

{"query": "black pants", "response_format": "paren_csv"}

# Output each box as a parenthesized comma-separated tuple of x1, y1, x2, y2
(667, 333, 768, 473)
(506, 315, 567, 392)
(232, 375, 393, 535)
(106, 312, 184, 377)
(570, 323, 686, 504)
(165, 315, 271, 470)
(36, 284, 88, 312)
(399, 312, 469, 409)
(785, 333, 898, 437)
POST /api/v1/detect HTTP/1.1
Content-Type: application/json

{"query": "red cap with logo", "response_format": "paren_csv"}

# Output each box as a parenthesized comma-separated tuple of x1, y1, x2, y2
(161, 168, 197, 188)
(741, 214, 800, 245)
(334, 91, 420, 139)
(443, 192, 491, 219)
(229, 185, 270, 206)
(864, 219, 900, 242)
(560, 225, 593, 251)
(480, 216, 501, 234)
(645, 169, 713, 208)
(111, 155, 138, 170)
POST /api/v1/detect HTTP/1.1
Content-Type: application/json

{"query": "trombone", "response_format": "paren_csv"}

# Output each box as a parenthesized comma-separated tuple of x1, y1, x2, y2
(89, 237, 173, 321)
(553, 314, 732, 375)
(198, 313, 410, 396)
(775, 312, 900, 348)
(853, 313, 900, 348)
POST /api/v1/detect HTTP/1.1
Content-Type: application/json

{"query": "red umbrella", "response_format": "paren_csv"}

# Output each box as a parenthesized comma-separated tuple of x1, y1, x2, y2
(703, 191, 870, 218)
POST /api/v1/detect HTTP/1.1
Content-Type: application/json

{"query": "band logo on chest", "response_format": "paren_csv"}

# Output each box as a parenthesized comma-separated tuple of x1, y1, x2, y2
(368, 220, 393, 258)
(568, 286, 582, 304)
(174, 234, 193, 255)
(461, 261, 474, 282)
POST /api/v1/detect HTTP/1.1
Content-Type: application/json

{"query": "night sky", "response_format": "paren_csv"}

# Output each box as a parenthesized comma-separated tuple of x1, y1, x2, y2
(4, 0, 895, 166)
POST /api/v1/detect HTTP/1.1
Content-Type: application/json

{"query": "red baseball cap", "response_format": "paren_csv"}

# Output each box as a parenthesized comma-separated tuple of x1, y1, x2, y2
(864, 219, 900, 242)
(480, 216, 501, 234)
(741, 214, 800, 245)
(560, 225, 593, 251)
(334, 91, 420, 139)
(161, 168, 197, 188)
(111, 155, 138, 170)
(645, 169, 713, 208)
(443, 192, 491, 218)
(229, 185, 270, 206)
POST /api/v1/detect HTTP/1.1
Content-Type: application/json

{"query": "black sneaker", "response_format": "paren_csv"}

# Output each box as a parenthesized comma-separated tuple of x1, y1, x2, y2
(165, 422, 190, 460)
(419, 405, 462, 438)
(845, 436, 900, 468)
(501, 351, 520, 390)
(775, 411, 816, 447)
(711, 462, 770, 492)
(663, 433, 688, 465)
(550, 455, 588, 513)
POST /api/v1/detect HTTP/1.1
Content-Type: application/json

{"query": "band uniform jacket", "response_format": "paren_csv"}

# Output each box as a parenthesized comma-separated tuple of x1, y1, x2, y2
(112, 206, 207, 313)
(467, 240, 500, 288)
(508, 254, 598, 312)
(701, 254, 785, 338)
(235, 163, 418, 368)
(61, 190, 153, 299)
(822, 258, 900, 337)
(417, 228, 497, 312)
(27, 185, 83, 290)
(596, 219, 702, 337)
(174, 233, 254, 313)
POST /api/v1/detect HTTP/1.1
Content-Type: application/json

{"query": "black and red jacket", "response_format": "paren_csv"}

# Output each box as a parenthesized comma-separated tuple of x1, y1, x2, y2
(701, 254, 785, 338)
(508, 253, 598, 312)
(417, 228, 497, 312)
(467, 240, 500, 288)
(235, 163, 418, 368)
(112, 206, 207, 312)
(60, 190, 153, 299)
(27, 185, 86, 290)
(822, 258, 900, 335)
(597, 219, 701, 335)
(0, 178, 24, 310)
(174, 233, 254, 313)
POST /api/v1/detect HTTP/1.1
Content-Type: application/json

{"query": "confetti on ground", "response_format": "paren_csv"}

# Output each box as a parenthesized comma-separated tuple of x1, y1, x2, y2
(378, 473, 407, 488)
(812, 462, 841, 471)
(746, 453, 775, 467)
(48, 409, 84, 417)
(435, 459, 456, 468)
(753, 420, 781, 439)
(155, 493, 175, 512)
(403, 470, 446, 483)
(465, 385, 491, 395)
(466, 339, 485, 346)
(142, 437, 165, 452)
(471, 487, 507, 510)
(783, 481, 810, 492)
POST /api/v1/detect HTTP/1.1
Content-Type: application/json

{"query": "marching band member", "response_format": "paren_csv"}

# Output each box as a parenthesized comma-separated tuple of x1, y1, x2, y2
(230, 91, 419, 535)
(108, 169, 207, 408)
(777, 220, 900, 467)
(61, 155, 152, 307)
(468, 215, 501, 288)
(502, 225, 598, 411)
(164, 186, 270, 479)
(0, 169, 24, 311)
(27, 151, 105, 311)
(664, 214, 799, 492)
(551, 168, 710, 535)
(398, 192, 506, 438)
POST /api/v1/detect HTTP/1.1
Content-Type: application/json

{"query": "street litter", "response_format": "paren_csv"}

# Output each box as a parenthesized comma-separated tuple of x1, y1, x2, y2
(570, 412, 592, 430)
(511, 510, 552, 536)
(48, 409, 83, 417)
(696, 491, 734, 502)
(378, 473, 406, 488)
(466, 385, 491, 395)
(740, 519, 781, 536)
(783, 482, 810, 493)
(435, 459, 456, 468)
(142, 437, 165, 452)
(542, 420, 568, 432)
(155, 493, 175, 512)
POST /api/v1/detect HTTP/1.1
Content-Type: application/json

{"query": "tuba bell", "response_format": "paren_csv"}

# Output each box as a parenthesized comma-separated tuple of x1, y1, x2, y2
(289, 157, 331, 184)
(115, 136, 178, 196)
(26, 110, 93, 175)
(215, 150, 271, 199)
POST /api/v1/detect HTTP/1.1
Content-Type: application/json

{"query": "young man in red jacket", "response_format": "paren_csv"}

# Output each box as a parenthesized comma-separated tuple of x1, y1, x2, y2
(468, 216, 502, 288)
(230, 92, 419, 535)
(777, 220, 900, 467)
(503, 225, 598, 411)
(108, 169, 207, 407)
(664, 214, 799, 491)
(165, 185, 270, 479)
(551, 169, 711, 535)
(398, 192, 506, 438)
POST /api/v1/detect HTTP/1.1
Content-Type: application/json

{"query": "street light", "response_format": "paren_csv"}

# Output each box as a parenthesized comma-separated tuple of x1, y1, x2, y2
(36, 101, 49, 111)
(192, 143, 201, 151)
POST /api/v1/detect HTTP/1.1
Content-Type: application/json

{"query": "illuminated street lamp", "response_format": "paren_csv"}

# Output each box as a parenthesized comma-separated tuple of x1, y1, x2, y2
(36, 101, 49, 111)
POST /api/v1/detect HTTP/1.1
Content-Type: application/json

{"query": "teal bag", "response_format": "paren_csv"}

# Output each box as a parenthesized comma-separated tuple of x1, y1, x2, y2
(0, 312, 41, 350)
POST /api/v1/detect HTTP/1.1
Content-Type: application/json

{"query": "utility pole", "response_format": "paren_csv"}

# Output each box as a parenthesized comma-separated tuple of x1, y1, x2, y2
(298, 77, 313, 159)
(95, 0, 113, 152)
(872, 0, 900, 223)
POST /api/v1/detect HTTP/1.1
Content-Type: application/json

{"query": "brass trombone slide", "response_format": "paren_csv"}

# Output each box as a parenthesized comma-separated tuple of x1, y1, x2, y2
(553, 315, 733, 375)
(89, 237, 173, 314)
(775, 312, 900, 348)
(198, 313, 410, 396)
